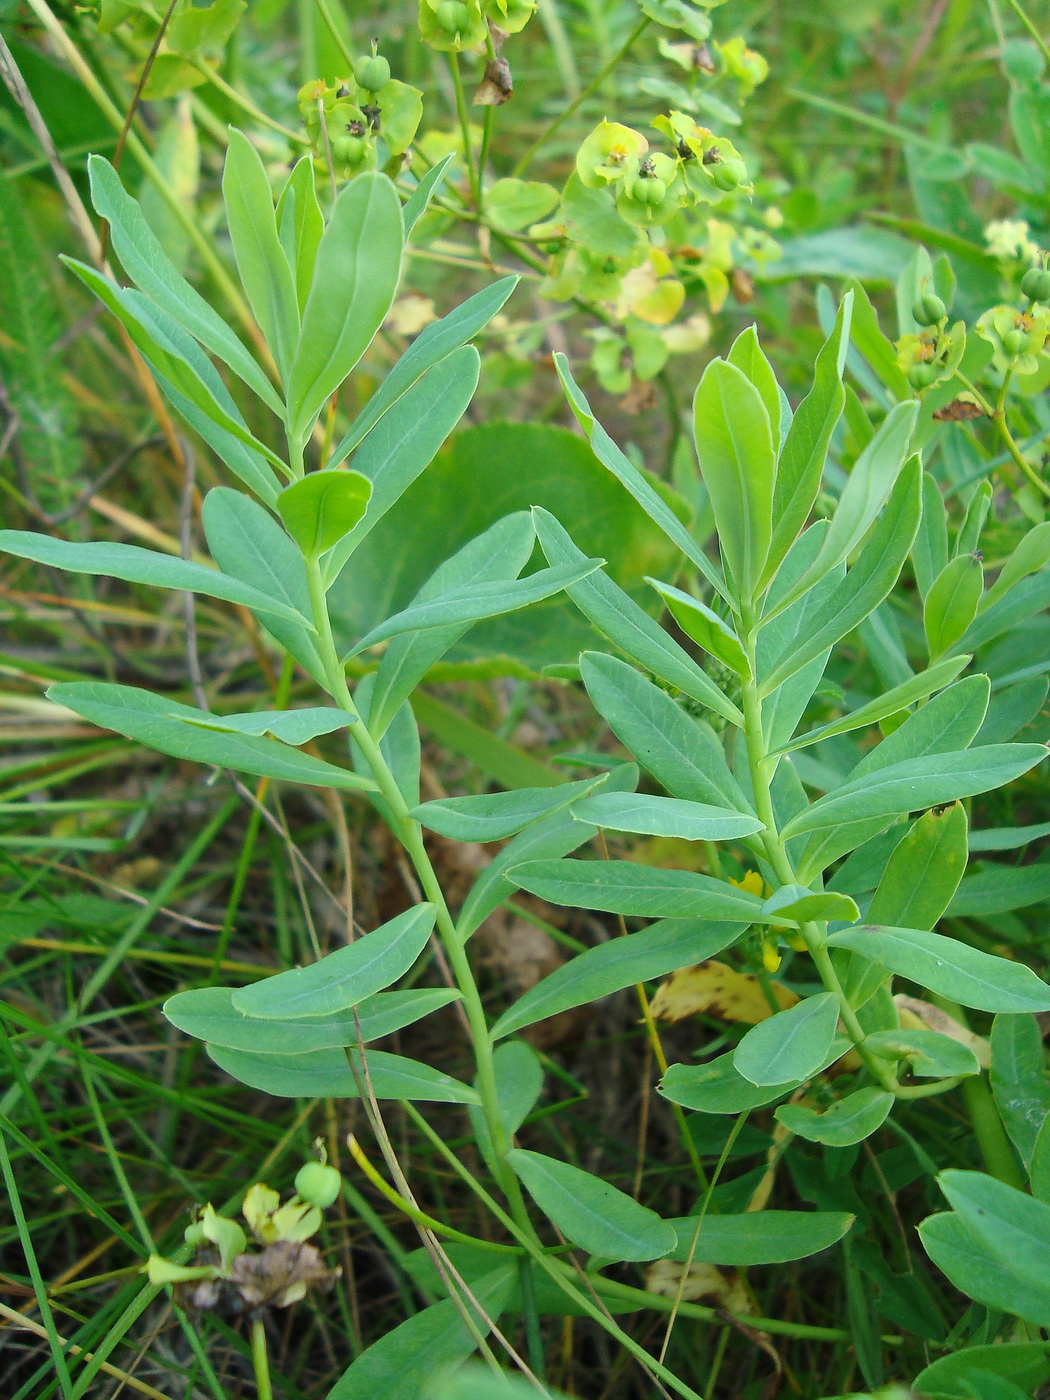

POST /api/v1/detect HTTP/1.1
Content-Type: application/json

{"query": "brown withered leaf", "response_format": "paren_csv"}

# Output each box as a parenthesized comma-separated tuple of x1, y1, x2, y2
(932, 399, 985, 422)
(229, 1241, 340, 1311)
(474, 56, 513, 105)
(649, 960, 798, 1025)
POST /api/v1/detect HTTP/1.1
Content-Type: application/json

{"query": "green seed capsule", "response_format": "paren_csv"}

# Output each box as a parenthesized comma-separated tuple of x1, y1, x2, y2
(711, 161, 740, 191)
(354, 55, 390, 91)
(630, 175, 666, 206)
(436, 0, 469, 32)
(911, 292, 947, 326)
(294, 1161, 342, 1209)
(184, 1221, 207, 1248)
(907, 361, 937, 389)
(1003, 327, 1029, 356)
(1021, 267, 1050, 303)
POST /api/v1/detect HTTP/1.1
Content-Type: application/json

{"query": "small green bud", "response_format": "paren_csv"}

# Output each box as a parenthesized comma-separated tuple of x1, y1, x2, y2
(295, 1161, 342, 1209)
(911, 292, 947, 326)
(354, 54, 390, 91)
(711, 161, 740, 191)
(436, 0, 469, 32)
(907, 361, 937, 389)
(1003, 327, 1029, 356)
(629, 175, 667, 206)
(1021, 267, 1050, 303)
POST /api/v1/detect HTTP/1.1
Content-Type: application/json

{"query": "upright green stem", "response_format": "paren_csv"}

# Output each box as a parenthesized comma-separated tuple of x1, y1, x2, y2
(251, 1317, 273, 1400)
(955, 371, 1050, 501)
(303, 561, 535, 1229)
(449, 53, 480, 207)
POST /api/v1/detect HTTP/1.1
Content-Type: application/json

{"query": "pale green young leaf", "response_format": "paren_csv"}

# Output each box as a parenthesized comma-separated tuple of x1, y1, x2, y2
(763, 292, 852, 583)
(776, 1087, 894, 1146)
(402, 153, 454, 234)
(733, 993, 840, 1086)
(760, 885, 860, 926)
(222, 129, 300, 380)
(726, 323, 782, 446)
(826, 925, 1050, 1012)
(866, 802, 968, 930)
(664, 1210, 854, 1265)
(276, 470, 371, 559)
(87, 154, 284, 414)
(233, 904, 436, 1019)
(0, 532, 305, 622)
(508, 859, 763, 922)
(570, 791, 763, 841)
(163, 985, 461, 1052)
(783, 744, 1045, 840)
(491, 921, 745, 1039)
(349, 560, 603, 656)
(209, 1044, 481, 1103)
(980, 520, 1050, 612)
(647, 578, 750, 677)
(47, 682, 375, 791)
(912, 471, 950, 600)
(534, 510, 742, 726)
(506, 1149, 676, 1261)
(692, 357, 775, 601)
(579, 652, 752, 811)
(275, 156, 324, 313)
(410, 775, 606, 842)
(554, 352, 732, 603)
(925, 553, 983, 657)
(287, 172, 404, 441)
(844, 276, 912, 400)
(327, 277, 515, 469)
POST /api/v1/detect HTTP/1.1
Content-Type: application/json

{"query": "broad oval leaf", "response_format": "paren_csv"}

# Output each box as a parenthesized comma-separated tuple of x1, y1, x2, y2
(208, 1043, 480, 1103)
(232, 904, 436, 1019)
(569, 792, 763, 841)
(826, 925, 1050, 1013)
(664, 1209, 854, 1265)
(776, 1087, 894, 1146)
(660, 1039, 851, 1113)
(733, 992, 840, 1086)
(0, 531, 307, 623)
(491, 920, 746, 1039)
(508, 859, 764, 922)
(277, 470, 372, 559)
(47, 682, 374, 791)
(760, 885, 860, 926)
(914, 1344, 1050, 1400)
(865, 1027, 981, 1079)
(506, 1148, 676, 1262)
(919, 1210, 1050, 1329)
(163, 985, 460, 1052)
(938, 1169, 1050, 1315)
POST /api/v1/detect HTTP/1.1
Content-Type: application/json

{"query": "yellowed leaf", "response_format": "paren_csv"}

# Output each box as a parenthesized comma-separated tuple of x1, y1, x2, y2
(645, 1259, 751, 1312)
(649, 959, 798, 1025)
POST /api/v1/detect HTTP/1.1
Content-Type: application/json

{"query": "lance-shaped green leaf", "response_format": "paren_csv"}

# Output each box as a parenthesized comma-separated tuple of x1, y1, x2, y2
(208, 1044, 480, 1102)
(164, 985, 460, 1053)
(826, 925, 1050, 1012)
(925, 552, 983, 658)
(233, 904, 436, 1019)
(570, 792, 762, 841)
(62, 260, 286, 474)
(664, 1210, 854, 1265)
(202, 486, 325, 684)
(579, 652, 752, 811)
(734, 992, 840, 1086)
(912, 471, 950, 600)
(763, 292, 852, 584)
(776, 1087, 893, 1146)
(275, 156, 323, 314)
(989, 1014, 1050, 1170)
(760, 457, 922, 695)
(760, 885, 860, 926)
(368, 512, 536, 739)
(491, 920, 745, 1039)
(506, 1149, 676, 1261)
(783, 744, 1046, 840)
(327, 277, 516, 469)
(323, 346, 480, 582)
(287, 172, 404, 441)
(508, 859, 764, 922)
(0, 532, 307, 623)
(469, 1041, 544, 1175)
(726, 323, 782, 445)
(87, 154, 284, 415)
(534, 509, 742, 726)
(181, 707, 352, 744)
(554, 352, 731, 603)
(402, 153, 454, 234)
(866, 803, 968, 930)
(774, 654, 969, 755)
(864, 1028, 980, 1078)
(647, 578, 750, 677)
(222, 129, 300, 381)
(769, 401, 919, 616)
(980, 520, 1050, 613)
(47, 682, 375, 791)
(692, 356, 775, 601)
(276, 470, 371, 560)
(348, 559, 603, 655)
(409, 775, 606, 842)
